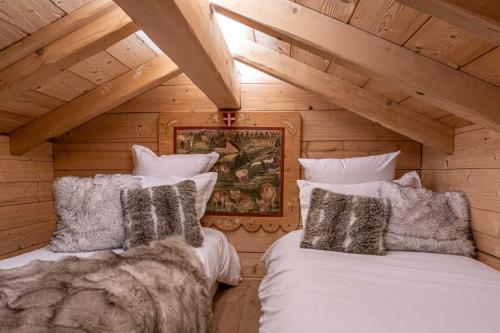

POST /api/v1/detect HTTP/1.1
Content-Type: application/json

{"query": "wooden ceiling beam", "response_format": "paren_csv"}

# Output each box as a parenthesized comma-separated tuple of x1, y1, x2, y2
(0, 4, 137, 97)
(0, 0, 117, 71)
(114, 0, 240, 110)
(10, 56, 182, 155)
(232, 38, 454, 153)
(396, 0, 500, 43)
(211, 0, 500, 133)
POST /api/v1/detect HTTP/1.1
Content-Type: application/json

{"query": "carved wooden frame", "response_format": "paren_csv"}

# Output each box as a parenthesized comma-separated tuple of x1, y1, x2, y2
(159, 111, 301, 233)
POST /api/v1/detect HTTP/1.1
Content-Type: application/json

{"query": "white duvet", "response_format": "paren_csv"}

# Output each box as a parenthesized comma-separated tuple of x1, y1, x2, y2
(259, 231, 500, 333)
(0, 228, 241, 297)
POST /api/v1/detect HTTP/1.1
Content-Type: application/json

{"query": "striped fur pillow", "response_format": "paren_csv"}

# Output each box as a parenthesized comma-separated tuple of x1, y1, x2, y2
(300, 188, 390, 255)
(121, 180, 203, 249)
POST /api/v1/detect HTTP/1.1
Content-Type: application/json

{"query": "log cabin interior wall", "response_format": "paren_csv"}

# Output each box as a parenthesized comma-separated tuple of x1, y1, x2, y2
(0, 136, 55, 259)
(422, 127, 500, 271)
(52, 65, 423, 276)
(0, 0, 498, 273)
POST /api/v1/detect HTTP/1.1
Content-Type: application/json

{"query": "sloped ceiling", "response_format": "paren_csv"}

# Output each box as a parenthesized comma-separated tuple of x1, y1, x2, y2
(0, 0, 499, 154)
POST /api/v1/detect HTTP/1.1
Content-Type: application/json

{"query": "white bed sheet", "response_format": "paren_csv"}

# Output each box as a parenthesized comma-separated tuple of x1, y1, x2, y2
(0, 228, 241, 296)
(259, 230, 500, 333)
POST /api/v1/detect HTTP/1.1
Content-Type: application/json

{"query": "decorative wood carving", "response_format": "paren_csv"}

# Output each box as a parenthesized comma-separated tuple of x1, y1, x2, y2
(159, 112, 301, 233)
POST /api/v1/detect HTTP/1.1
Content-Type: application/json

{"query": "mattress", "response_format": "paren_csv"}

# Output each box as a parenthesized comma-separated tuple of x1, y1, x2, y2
(0, 227, 241, 296)
(259, 230, 500, 333)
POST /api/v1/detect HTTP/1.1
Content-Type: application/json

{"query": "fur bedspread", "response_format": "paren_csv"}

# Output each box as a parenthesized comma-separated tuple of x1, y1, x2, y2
(0, 237, 212, 333)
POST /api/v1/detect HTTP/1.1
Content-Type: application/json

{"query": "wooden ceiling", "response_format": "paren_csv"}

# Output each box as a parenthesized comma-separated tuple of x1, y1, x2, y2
(214, 0, 500, 130)
(0, 0, 159, 134)
(0, 0, 499, 154)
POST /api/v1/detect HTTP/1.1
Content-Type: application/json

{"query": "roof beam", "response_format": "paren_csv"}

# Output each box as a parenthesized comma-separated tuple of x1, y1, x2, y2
(0, 0, 116, 71)
(396, 0, 500, 43)
(114, 0, 240, 110)
(10, 56, 181, 155)
(0, 4, 137, 97)
(232, 38, 454, 153)
(211, 0, 500, 133)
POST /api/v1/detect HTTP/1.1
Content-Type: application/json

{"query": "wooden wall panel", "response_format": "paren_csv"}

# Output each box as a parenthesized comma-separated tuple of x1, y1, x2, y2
(300, 111, 407, 141)
(422, 125, 500, 270)
(110, 82, 341, 113)
(56, 113, 159, 143)
(477, 252, 500, 271)
(54, 68, 422, 275)
(241, 83, 338, 111)
(0, 136, 55, 258)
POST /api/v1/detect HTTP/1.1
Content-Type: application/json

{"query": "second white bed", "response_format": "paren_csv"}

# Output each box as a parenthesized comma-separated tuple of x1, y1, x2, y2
(259, 230, 500, 333)
(0, 227, 241, 296)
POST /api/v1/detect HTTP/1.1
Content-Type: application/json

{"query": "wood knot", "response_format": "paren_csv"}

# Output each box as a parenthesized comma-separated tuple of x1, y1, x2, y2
(35, 48, 44, 56)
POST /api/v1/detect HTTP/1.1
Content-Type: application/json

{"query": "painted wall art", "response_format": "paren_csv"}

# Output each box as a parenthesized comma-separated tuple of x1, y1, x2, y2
(174, 127, 284, 216)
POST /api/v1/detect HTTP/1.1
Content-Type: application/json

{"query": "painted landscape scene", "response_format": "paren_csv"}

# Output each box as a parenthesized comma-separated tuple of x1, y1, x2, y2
(175, 127, 283, 216)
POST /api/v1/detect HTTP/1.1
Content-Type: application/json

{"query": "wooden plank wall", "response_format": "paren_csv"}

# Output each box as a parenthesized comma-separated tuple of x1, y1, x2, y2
(422, 125, 500, 271)
(0, 136, 55, 259)
(53, 64, 422, 277)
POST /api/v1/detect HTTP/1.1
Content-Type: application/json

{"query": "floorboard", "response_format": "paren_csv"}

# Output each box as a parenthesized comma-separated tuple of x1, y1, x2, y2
(212, 279, 262, 333)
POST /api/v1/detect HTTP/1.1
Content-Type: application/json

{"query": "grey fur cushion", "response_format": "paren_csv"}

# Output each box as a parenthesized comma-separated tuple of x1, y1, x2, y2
(300, 188, 390, 255)
(51, 174, 141, 252)
(121, 180, 203, 249)
(378, 182, 475, 257)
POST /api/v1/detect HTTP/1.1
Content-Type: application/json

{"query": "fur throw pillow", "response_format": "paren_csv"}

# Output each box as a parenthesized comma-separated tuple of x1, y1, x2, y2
(51, 174, 141, 252)
(121, 180, 203, 249)
(378, 182, 475, 257)
(300, 188, 390, 255)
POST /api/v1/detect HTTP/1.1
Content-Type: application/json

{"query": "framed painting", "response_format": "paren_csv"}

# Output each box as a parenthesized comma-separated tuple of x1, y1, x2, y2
(159, 112, 301, 233)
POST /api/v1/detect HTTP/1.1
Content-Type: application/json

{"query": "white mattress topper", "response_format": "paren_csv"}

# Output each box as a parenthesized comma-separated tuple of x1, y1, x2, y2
(259, 230, 500, 333)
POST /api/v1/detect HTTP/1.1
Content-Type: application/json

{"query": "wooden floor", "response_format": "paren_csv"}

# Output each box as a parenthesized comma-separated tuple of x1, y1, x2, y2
(212, 279, 262, 333)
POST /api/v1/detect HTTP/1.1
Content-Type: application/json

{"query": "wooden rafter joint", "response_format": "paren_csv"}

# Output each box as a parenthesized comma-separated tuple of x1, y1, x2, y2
(9, 56, 182, 156)
(0, 2, 137, 97)
(114, 0, 241, 110)
(229, 38, 455, 154)
(211, 0, 500, 135)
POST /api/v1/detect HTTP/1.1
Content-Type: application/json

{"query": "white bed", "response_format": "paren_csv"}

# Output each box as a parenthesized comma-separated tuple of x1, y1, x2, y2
(0, 227, 241, 297)
(259, 230, 500, 333)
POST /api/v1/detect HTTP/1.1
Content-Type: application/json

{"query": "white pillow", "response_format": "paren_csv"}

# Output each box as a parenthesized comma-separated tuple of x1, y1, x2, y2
(396, 170, 421, 188)
(299, 151, 401, 184)
(138, 172, 218, 220)
(132, 145, 219, 177)
(298, 171, 421, 226)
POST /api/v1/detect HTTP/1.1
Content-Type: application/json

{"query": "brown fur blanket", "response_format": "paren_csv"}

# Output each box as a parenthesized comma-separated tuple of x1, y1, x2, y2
(0, 237, 212, 333)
